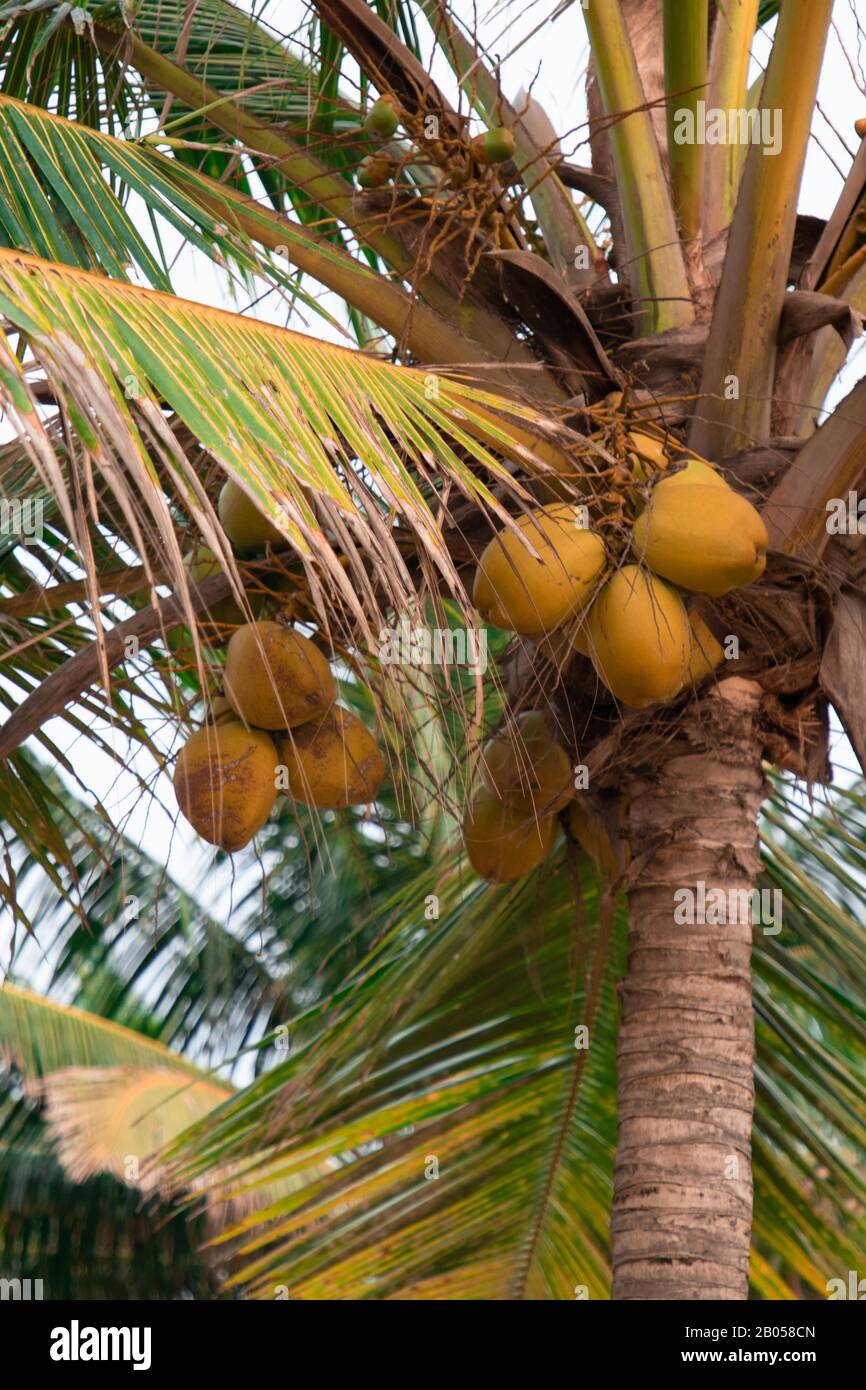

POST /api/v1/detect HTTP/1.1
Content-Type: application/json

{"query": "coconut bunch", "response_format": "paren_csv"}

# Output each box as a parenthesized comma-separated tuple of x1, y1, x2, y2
(472, 453, 768, 712)
(173, 618, 385, 852)
(463, 450, 768, 881)
(357, 89, 515, 190)
(172, 481, 384, 854)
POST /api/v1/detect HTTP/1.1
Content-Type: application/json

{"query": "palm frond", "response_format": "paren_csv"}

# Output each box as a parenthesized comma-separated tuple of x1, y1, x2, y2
(0, 981, 225, 1078)
(166, 849, 621, 1300)
(161, 771, 866, 1300)
(0, 245, 528, 579)
(0, 93, 332, 322)
(0, 1075, 216, 1298)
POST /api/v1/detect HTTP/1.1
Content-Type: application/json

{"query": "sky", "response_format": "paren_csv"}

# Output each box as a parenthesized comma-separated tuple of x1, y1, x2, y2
(3, 0, 866, 971)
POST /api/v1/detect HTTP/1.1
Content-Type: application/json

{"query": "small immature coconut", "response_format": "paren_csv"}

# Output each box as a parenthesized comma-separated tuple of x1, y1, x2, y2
(625, 431, 669, 479)
(365, 96, 400, 139)
(856, 117, 866, 139)
(473, 504, 606, 635)
(632, 480, 768, 596)
(587, 564, 691, 708)
(183, 543, 247, 640)
(463, 785, 555, 883)
(480, 710, 573, 814)
(174, 722, 278, 852)
(470, 126, 515, 165)
(224, 620, 336, 730)
(276, 705, 385, 808)
(219, 479, 283, 554)
(357, 153, 395, 188)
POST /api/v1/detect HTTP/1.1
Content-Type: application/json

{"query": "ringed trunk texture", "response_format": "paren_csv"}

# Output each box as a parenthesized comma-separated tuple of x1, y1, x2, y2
(612, 677, 765, 1300)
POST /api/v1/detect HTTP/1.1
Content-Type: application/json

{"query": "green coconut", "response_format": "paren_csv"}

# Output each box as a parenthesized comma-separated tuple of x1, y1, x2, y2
(357, 153, 395, 188)
(365, 96, 400, 139)
(471, 127, 516, 165)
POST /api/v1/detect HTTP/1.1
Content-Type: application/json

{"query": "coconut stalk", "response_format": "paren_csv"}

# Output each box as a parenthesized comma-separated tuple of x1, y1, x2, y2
(583, 0, 694, 334)
(89, 22, 543, 374)
(414, 0, 599, 288)
(663, 0, 708, 241)
(691, 0, 834, 457)
(703, 0, 760, 241)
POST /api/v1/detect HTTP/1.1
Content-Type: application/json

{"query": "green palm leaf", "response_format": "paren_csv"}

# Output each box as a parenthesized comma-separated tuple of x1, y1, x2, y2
(159, 773, 866, 1301)
(0, 93, 333, 321)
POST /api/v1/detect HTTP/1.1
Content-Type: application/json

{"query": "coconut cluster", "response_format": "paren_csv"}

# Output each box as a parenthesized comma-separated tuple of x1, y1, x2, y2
(173, 482, 384, 854)
(465, 450, 768, 881)
(473, 457, 766, 708)
(358, 89, 515, 190)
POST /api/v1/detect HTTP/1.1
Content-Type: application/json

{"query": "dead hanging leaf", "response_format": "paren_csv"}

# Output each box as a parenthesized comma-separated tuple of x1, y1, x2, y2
(819, 588, 866, 777)
(778, 290, 865, 350)
(762, 371, 866, 558)
(486, 249, 618, 394)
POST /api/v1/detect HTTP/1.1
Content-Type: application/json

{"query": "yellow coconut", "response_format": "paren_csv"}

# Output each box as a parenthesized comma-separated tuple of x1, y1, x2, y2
(632, 480, 768, 596)
(219, 479, 284, 554)
(224, 620, 336, 730)
(533, 629, 574, 668)
(173, 722, 278, 852)
(587, 564, 691, 708)
(276, 706, 385, 808)
(463, 786, 556, 883)
(473, 504, 606, 635)
(686, 610, 726, 684)
(534, 619, 590, 666)
(625, 431, 669, 479)
(480, 710, 574, 814)
(571, 623, 591, 656)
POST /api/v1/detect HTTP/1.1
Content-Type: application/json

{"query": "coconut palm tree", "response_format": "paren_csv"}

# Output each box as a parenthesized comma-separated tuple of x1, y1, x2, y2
(1, 0, 865, 1301)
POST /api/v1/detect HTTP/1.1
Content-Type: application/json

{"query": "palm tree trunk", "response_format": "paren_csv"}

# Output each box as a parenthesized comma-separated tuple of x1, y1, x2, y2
(612, 677, 764, 1300)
